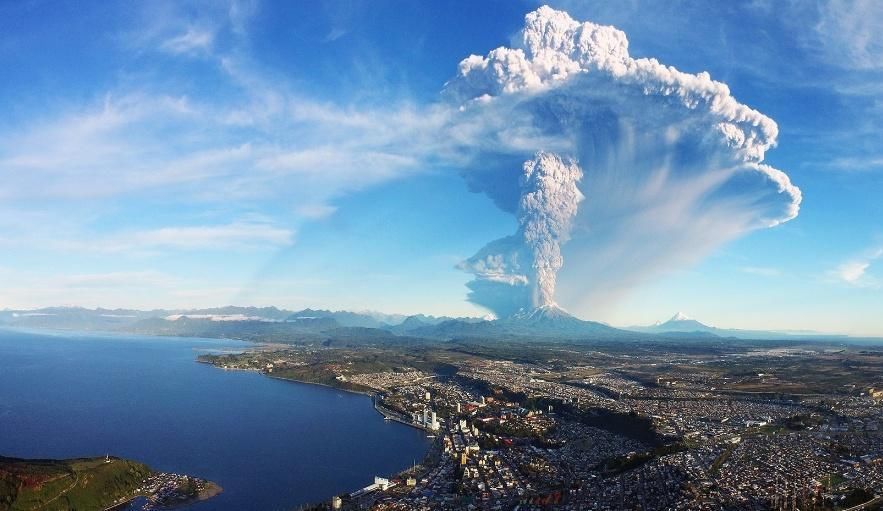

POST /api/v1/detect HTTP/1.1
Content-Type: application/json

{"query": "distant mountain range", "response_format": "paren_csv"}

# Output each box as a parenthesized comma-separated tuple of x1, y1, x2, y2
(626, 312, 846, 340)
(0, 304, 634, 341)
(0, 306, 854, 343)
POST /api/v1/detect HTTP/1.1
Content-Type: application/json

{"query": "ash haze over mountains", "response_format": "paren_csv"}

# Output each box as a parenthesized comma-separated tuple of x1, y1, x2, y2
(626, 312, 847, 341)
(0, 305, 607, 340)
(0, 305, 857, 342)
(447, 6, 800, 319)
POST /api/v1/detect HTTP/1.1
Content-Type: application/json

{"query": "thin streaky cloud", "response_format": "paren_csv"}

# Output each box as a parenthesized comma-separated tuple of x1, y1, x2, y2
(161, 26, 215, 55)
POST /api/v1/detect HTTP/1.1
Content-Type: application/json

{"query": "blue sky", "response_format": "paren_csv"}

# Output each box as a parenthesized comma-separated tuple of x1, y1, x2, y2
(0, 1, 881, 335)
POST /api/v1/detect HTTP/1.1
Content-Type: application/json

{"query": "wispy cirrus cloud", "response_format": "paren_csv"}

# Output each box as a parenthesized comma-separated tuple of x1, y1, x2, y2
(821, 155, 883, 173)
(124, 0, 250, 57)
(70, 221, 295, 253)
(160, 26, 216, 55)
(323, 27, 348, 42)
(0, 217, 294, 255)
(813, 0, 883, 71)
(0, 0, 454, 220)
(0, 97, 419, 214)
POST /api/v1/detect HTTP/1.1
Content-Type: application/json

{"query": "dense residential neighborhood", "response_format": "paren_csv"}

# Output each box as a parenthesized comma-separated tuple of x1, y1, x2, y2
(204, 341, 883, 511)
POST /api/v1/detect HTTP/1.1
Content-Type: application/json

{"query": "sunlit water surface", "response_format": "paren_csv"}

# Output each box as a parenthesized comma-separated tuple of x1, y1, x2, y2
(0, 329, 429, 510)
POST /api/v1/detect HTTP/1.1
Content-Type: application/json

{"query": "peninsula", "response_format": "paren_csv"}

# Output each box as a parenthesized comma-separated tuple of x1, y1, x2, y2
(0, 455, 221, 511)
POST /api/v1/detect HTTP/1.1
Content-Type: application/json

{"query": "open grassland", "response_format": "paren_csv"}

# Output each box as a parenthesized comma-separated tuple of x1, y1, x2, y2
(0, 456, 150, 511)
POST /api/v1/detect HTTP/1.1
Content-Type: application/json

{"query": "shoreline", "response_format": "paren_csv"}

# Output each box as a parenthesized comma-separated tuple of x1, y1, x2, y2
(202, 358, 438, 506)
(5, 328, 432, 510)
(265, 373, 376, 398)
(210, 363, 432, 431)
(263, 374, 433, 432)
(373, 400, 429, 432)
(104, 496, 140, 511)
(0, 456, 221, 511)
(102, 481, 224, 511)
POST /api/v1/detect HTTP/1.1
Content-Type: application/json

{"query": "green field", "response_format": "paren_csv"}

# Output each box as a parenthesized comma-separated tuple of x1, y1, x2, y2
(0, 456, 151, 511)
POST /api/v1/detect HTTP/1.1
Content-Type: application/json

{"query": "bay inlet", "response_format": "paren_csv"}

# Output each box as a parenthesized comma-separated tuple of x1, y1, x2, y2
(0, 329, 430, 510)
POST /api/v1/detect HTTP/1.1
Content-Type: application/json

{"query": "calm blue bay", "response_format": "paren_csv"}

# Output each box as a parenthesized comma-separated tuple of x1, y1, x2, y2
(0, 329, 429, 510)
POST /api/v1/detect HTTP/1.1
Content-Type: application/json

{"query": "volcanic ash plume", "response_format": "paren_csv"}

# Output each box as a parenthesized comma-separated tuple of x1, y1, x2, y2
(519, 152, 583, 308)
(450, 6, 802, 318)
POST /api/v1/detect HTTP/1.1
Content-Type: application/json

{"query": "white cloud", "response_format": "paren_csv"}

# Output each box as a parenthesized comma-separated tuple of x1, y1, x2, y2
(161, 26, 215, 55)
(836, 261, 871, 284)
(129, 222, 294, 250)
(0, 93, 204, 199)
(814, 0, 883, 70)
(257, 147, 417, 179)
(0, 219, 295, 255)
(832, 247, 883, 287)
(126, 1, 253, 58)
(77, 222, 295, 253)
(0, 90, 437, 208)
(227, 0, 259, 37)
(295, 203, 338, 220)
(324, 27, 348, 42)
(823, 155, 883, 173)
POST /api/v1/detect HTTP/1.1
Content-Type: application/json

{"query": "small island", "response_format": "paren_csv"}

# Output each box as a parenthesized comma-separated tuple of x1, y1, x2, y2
(0, 455, 221, 511)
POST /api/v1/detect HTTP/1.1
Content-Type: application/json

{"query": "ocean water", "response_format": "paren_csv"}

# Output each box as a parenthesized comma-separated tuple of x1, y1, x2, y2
(0, 328, 429, 510)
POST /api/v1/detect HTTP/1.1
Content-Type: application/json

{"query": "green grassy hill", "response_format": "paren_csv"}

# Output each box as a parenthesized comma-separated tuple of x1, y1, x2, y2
(0, 456, 151, 511)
